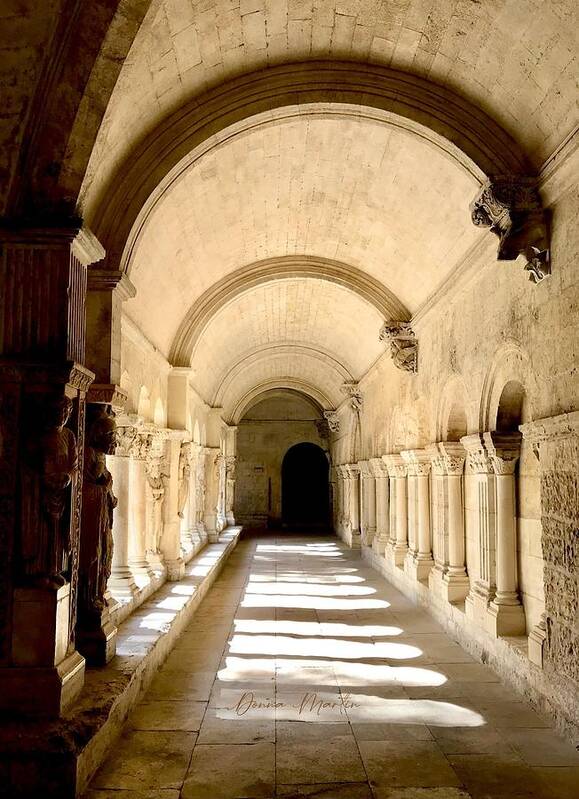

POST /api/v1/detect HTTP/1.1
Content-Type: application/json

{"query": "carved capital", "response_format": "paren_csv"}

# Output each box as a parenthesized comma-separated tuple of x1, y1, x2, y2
(315, 418, 330, 439)
(470, 177, 550, 283)
(483, 431, 521, 475)
(379, 321, 417, 373)
(225, 456, 237, 478)
(369, 457, 388, 478)
(341, 382, 363, 411)
(383, 453, 407, 478)
(429, 441, 466, 475)
(323, 410, 340, 433)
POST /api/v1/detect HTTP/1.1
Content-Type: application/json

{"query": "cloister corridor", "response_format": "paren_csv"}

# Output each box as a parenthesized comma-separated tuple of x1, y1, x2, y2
(86, 531, 579, 799)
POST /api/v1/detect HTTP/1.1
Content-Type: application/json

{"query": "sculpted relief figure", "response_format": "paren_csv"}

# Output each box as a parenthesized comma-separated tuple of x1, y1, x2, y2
(177, 443, 192, 520)
(21, 395, 78, 588)
(145, 455, 167, 555)
(78, 408, 117, 620)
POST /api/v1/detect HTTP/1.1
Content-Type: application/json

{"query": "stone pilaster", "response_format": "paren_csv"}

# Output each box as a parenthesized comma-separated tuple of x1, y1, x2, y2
(519, 413, 579, 671)
(346, 464, 361, 548)
(0, 223, 102, 715)
(127, 426, 155, 582)
(161, 430, 188, 580)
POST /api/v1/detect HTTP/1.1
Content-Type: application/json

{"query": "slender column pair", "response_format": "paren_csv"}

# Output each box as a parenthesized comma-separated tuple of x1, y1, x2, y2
(427, 442, 469, 603)
(370, 458, 390, 555)
(402, 450, 434, 582)
(358, 460, 376, 546)
(383, 455, 408, 567)
(462, 432, 525, 635)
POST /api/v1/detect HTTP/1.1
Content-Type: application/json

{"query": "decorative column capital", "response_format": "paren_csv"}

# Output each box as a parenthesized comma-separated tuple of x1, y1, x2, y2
(402, 449, 432, 476)
(323, 410, 340, 432)
(483, 431, 521, 475)
(87, 269, 136, 300)
(225, 456, 237, 478)
(470, 176, 550, 283)
(428, 441, 466, 475)
(341, 382, 363, 411)
(346, 464, 360, 478)
(315, 417, 330, 440)
(383, 453, 407, 478)
(369, 457, 388, 478)
(358, 460, 372, 478)
(379, 321, 417, 373)
(461, 433, 493, 474)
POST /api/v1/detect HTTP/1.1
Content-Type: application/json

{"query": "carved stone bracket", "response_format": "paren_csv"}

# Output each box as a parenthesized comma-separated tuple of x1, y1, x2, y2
(341, 382, 363, 411)
(315, 418, 330, 439)
(470, 177, 550, 283)
(323, 410, 340, 433)
(379, 322, 417, 373)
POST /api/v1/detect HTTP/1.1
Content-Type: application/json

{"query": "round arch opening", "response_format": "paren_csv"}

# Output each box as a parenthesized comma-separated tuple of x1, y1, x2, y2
(281, 442, 330, 530)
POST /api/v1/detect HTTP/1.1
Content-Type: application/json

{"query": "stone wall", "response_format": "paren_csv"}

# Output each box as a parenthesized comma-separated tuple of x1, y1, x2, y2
(235, 394, 328, 527)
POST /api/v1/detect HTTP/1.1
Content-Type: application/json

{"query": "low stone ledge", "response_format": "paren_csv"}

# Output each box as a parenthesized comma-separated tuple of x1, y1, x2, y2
(0, 527, 242, 799)
(363, 545, 579, 745)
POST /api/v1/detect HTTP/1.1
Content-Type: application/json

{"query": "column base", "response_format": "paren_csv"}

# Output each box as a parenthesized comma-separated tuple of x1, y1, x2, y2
(372, 535, 389, 556)
(226, 512, 235, 526)
(165, 557, 186, 581)
(129, 559, 156, 583)
(0, 649, 85, 718)
(405, 552, 433, 582)
(108, 569, 139, 599)
(386, 541, 407, 568)
(528, 618, 547, 668)
(76, 607, 117, 666)
(429, 568, 470, 604)
(486, 600, 526, 637)
(12, 584, 71, 667)
(465, 585, 493, 627)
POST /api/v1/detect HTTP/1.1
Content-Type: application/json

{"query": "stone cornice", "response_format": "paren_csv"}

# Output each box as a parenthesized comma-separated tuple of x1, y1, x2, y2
(87, 269, 136, 300)
(520, 411, 579, 444)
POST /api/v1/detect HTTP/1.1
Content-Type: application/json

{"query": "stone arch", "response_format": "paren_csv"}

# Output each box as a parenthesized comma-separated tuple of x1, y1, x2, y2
(231, 380, 333, 426)
(436, 374, 472, 442)
(137, 385, 151, 420)
(83, 61, 532, 273)
(153, 397, 165, 427)
(170, 256, 410, 367)
(480, 341, 535, 431)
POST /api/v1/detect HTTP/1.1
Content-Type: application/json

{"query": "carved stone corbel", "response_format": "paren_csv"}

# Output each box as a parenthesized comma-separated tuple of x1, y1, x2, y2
(341, 382, 363, 411)
(470, 177, 550, 283)
(323, 410, 340, 433)
(379, 322, 417, 373)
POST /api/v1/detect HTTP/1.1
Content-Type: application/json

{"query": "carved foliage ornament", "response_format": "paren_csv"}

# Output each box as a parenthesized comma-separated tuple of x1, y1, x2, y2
(323, 410, 340, 433)
(341, 382, 363, 411)
(470, 177, 550, 283)
(379, 322, 417, 373)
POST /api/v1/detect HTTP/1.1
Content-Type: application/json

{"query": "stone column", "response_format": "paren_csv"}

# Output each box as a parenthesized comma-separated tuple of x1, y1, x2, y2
(106, 420, 139, 600)
(346, 464, 361, 548)
(161, 431, 187, 580)
(195, 444, 208, 544)
(225, 456, 237, 526)
(384, 455, 408, 567)
(462, 433, 498, 627)
(204, 447, 222, 542)
(403, 450, 434, 582)
(485, 432, 526, 636)
(0, 223, 106, 714)
(144, 431, 168, 573)
(370, 458, 389, 554)
(128, 429, 155, 582)
(428, 442, 469, 603)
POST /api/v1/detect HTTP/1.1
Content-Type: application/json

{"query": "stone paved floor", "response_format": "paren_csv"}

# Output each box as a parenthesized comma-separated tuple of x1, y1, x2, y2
(86, 532, 579, 799)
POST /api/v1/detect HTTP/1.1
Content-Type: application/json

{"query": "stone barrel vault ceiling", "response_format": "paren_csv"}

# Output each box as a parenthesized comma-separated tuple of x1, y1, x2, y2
(79, 0, 578, 217)
(123, 115, 481, 364)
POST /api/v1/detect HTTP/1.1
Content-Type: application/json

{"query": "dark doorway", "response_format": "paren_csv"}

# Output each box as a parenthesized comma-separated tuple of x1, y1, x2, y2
(281, 442, 330, 528)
